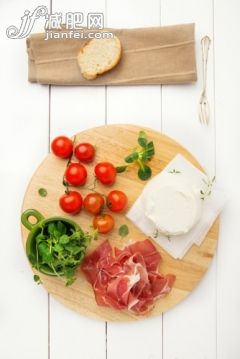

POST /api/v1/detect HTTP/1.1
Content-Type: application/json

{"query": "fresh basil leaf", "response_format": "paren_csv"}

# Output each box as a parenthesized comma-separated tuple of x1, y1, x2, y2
(125, 152, 139, 163)
(118, 224, 129, 238)
(138, 165, 152, 181)
(38, 188, 48, 197)
(116, 165, 128, 173)
(138, 131, 148, 148)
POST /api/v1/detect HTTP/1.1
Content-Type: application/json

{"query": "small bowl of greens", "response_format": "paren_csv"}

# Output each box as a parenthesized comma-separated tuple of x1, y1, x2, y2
(21, 209, 96, 286)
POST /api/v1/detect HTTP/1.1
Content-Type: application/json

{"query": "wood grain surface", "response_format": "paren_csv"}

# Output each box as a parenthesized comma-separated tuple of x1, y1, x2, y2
(21, 124, 219, 321)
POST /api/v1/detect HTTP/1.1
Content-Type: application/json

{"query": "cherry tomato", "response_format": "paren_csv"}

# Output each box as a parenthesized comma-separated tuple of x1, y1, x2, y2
(74, 143, 95, 163)
(94, 162, 116, 185)
(65, 163, 87, 186)
(83, 193, 105, 215)
(107, 190, 128, 212)
(51, 136, 73, 159)
(93, 214, 114, 234)
(59, 191, 83, 214)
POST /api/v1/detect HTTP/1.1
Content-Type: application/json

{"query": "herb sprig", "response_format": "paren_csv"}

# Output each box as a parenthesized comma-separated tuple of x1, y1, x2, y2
(169, 169, 181, 174)
(29, 221, 97, 286)
(200, 176, 216, 200)
(116, 131, 155, 181)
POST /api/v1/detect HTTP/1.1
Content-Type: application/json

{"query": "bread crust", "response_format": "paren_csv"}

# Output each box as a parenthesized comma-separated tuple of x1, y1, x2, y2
(77, 37, 122, 80)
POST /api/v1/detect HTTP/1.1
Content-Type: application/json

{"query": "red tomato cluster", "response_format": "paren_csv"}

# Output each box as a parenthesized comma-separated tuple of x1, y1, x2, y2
(51, 136, 73, 159)
(65, 163, 87, 186)
(95, 162, 116, 185)
(51, 135, 128, 234)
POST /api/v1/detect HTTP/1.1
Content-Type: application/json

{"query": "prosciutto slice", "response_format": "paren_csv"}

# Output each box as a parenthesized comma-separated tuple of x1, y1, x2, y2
(82, 239, 176, 315)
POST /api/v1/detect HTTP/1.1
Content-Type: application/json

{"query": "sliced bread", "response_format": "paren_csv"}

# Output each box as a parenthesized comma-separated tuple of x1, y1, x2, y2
(77, 36, 121, 80)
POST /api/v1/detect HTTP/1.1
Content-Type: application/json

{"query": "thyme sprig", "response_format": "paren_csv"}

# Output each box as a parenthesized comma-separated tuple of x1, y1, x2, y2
(200, 176, 216, 200)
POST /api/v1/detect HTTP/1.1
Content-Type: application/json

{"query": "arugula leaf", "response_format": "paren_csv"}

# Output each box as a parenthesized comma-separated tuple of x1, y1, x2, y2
(53, 244, 63, 253)
(29, 220, 95, 286)
(64, 267, 76, 286)
(59, 234, 70, 245)
(36, 233, 46, 243)
(53, 229, 62, 239)
(47, 223, 56, 236)
(38, 242, 53, 263)
(57, 221, 67, 234)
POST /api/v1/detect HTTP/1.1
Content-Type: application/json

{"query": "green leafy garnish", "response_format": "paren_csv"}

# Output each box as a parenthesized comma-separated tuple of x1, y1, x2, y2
(169, 169, 181, 174)
(116, 165, 128, 173)
(125, 152, 139, 163)
(138, 130, 148, 147)
(141, 141, 155, 161)
(29, 220, 95, 286)
(122, 131, 155, 181)
(118, 224, 129, 238)
(138, 165, 152, 181)
(33, 274, 42, 285)
(38, 188, 48, 197)
(200, 176, 216, 200)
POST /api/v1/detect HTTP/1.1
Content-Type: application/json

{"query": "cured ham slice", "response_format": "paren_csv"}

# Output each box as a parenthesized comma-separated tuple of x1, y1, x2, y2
(115, 240, 162, 271)
(82, 239, 176, 315)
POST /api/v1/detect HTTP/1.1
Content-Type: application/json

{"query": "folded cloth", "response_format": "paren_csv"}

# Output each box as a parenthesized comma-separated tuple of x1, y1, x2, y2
(127, 154, 227, 259)
(27, 23, 197, 85)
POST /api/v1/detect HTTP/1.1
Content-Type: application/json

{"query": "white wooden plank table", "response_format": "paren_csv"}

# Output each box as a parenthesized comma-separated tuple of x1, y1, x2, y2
(1, 0, 240, 358)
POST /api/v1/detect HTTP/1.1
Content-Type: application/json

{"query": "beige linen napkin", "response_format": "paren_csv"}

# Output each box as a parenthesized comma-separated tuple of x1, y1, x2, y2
(27, 23, 197, 85)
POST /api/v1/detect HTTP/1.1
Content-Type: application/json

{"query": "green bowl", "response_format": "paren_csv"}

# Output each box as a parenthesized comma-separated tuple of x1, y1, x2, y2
(21, 209, 81, 276)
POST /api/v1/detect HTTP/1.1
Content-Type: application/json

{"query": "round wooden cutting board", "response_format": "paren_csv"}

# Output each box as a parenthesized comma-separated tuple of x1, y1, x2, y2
(21, 124, 219, 321)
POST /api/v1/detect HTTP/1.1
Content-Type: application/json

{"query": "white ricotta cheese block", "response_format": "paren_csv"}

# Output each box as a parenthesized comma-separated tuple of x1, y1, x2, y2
(142, 172, 202, 236)
(127, 154, 227, 259)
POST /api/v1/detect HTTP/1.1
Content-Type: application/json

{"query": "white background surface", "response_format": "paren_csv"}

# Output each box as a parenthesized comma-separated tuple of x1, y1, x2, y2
(1, 0, 240, 358)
